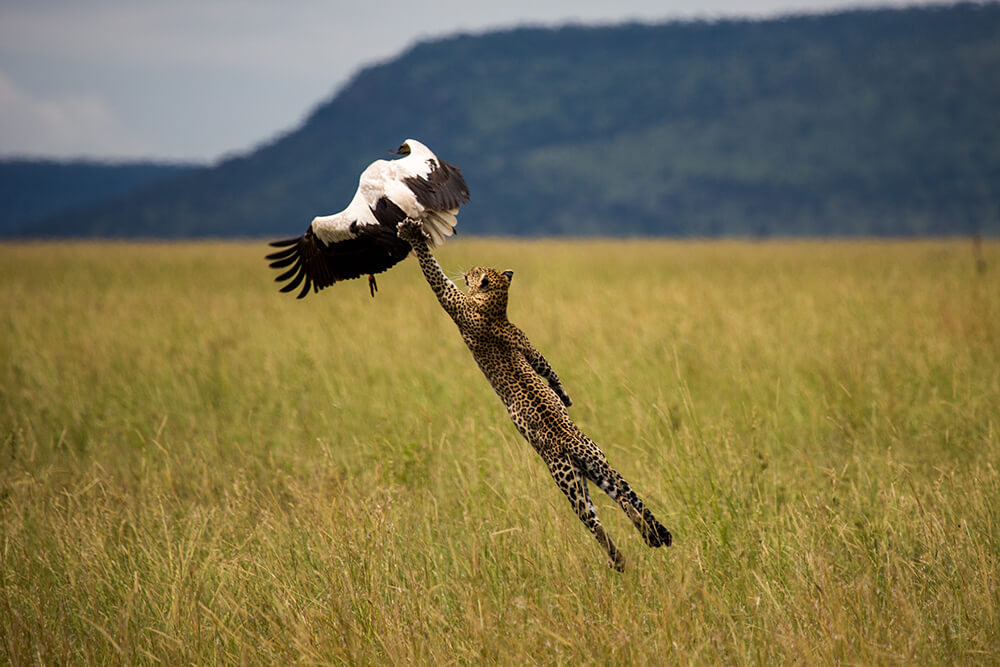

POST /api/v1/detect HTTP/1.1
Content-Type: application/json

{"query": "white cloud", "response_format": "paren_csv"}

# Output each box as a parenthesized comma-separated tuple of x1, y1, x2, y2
(0, 69, 153, 159)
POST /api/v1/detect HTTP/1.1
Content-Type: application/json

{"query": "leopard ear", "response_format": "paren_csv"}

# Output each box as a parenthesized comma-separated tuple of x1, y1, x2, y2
(502, 270, 514, 281)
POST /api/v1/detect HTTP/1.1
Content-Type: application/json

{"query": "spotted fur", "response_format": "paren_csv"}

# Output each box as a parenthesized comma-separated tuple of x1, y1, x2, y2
(397, 219, 671, 570)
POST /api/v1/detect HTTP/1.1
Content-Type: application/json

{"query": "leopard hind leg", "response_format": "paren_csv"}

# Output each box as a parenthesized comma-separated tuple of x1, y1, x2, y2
(540, 448, 625, 571)
(573, 438, 672, 549)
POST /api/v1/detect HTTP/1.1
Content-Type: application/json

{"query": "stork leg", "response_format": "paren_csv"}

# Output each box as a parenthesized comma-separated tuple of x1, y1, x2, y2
(368, 274, 378, 298)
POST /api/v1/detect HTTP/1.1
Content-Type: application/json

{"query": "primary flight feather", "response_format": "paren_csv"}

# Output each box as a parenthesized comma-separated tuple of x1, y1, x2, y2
(266, 139, 469, 298)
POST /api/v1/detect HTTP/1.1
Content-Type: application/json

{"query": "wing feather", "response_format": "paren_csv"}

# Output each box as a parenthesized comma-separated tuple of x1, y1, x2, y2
(266, 215, 410, 299)
(265, 250, 298, 269)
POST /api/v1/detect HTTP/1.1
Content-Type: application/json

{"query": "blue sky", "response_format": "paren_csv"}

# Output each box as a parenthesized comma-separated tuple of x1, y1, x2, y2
(0, 0, 944, 163)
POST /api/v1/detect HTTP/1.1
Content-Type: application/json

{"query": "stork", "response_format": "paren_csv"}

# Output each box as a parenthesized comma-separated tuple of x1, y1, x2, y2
(267, 139, 469, 298)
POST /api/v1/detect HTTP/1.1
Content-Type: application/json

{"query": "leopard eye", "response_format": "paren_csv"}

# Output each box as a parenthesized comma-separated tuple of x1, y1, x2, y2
(479, 274, 490, 289)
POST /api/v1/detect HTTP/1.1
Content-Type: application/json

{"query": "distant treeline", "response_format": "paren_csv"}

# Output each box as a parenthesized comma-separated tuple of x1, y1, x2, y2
(0, 161, 195, 235)
(7, 3, 1000, 238)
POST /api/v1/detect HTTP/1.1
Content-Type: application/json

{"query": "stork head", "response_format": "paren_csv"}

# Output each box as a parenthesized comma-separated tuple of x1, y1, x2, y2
(395, 138, 431, 158)
(464, 266, 513, 317)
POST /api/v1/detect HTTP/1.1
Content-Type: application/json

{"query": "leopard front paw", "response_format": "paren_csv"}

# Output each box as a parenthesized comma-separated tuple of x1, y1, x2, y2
(550, 381, 572, 407)
(396, 219, 429, 244)
(558, 388, 572, 408)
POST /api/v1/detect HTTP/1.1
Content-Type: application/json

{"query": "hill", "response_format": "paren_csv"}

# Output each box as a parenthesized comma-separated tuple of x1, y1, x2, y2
(14, 3, 1000, 238)
(0, 160, 195, 235)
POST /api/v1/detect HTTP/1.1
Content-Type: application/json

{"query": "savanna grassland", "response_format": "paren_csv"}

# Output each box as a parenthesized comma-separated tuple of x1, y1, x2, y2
(1, 239, 998, 664)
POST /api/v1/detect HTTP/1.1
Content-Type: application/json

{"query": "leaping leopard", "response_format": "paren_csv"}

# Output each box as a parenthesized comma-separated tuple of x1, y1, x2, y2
(397, 219, 671, 571)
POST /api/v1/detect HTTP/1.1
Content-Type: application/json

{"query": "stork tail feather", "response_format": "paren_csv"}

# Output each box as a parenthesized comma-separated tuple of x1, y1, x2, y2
(421, 209, 458, 248)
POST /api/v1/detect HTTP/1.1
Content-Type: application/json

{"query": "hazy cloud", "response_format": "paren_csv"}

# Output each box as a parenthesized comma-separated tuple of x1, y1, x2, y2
(0, 68, 153, 159)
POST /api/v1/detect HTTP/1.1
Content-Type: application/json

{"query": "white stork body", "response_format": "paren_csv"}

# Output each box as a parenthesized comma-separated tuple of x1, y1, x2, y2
(267, 139, 469, 298)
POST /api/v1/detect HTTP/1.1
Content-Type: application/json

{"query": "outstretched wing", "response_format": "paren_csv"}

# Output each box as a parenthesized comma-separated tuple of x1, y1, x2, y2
(402, 158, 469, 212)
(266, 199, 410, 299)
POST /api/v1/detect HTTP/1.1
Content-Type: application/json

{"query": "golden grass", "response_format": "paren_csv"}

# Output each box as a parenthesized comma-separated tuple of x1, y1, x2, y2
(1, 238, 998, 663)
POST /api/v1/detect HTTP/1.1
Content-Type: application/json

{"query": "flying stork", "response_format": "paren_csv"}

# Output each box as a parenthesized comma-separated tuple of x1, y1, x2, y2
(266, 139, 469, 298)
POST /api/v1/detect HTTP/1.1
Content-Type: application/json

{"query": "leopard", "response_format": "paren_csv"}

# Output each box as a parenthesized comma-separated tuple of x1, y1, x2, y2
(396, 218, 671, 571)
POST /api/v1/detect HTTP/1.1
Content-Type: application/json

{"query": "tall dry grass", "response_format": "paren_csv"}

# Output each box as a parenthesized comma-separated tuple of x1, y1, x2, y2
(1, 239, 998, 663)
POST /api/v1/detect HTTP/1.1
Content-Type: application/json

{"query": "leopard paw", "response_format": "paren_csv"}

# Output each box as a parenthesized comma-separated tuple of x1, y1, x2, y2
(396, 219, 429, 244)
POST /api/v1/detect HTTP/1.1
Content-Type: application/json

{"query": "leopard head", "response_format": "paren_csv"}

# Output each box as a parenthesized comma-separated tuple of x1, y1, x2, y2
(464, 266, 513, 317)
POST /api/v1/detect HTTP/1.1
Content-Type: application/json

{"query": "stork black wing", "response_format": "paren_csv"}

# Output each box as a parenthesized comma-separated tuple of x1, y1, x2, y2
(266, 216, 410, 299)
(402, 158, 470, 211)
(371, 196, 408, 227)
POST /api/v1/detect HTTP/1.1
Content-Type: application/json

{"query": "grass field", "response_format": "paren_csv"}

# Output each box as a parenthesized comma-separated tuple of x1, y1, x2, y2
(1, 239, 998, 664)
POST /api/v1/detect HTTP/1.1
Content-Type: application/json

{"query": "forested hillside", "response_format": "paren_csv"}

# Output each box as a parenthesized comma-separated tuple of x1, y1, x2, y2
(13, 3, 1000, 237)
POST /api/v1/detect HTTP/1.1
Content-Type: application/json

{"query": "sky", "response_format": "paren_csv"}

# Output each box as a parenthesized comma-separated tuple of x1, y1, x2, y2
(0, 0, 946, 164)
